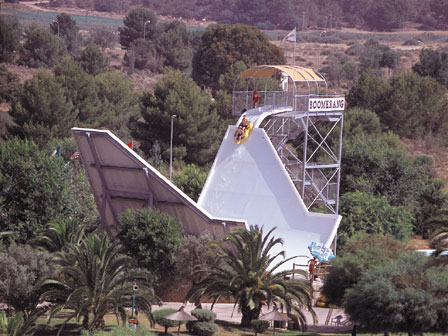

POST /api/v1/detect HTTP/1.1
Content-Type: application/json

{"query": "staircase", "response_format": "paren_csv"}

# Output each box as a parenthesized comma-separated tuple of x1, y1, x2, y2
(263, 117, 337, 210)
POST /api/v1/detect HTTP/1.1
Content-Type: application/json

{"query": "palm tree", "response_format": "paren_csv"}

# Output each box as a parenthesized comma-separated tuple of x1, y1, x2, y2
(426, 207, 448, 266)
(39, 232, 159, 335)
(0, 311, 40, 336)
(32, 217, 85, 252)
(430, 227, 448, 261)
(186, 225, 316, 328)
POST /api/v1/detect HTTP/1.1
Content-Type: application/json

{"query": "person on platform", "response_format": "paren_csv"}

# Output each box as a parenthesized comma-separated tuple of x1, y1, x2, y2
(308, 257, 318, 280)
(252, 88, 260, 107)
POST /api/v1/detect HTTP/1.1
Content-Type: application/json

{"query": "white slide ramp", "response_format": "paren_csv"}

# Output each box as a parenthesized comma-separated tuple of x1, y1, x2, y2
(198, 126, 341, 269)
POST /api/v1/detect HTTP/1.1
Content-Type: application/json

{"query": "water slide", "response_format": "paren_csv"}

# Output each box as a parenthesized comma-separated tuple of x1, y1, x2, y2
(198, 115, 341, 268)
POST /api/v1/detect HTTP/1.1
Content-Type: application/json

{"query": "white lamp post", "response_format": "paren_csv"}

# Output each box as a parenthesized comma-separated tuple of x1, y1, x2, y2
(143, 20, 151, 40)
(52, 20, 59, 38)
(169, 115, 177, 181)
(318, 30, 326, 70)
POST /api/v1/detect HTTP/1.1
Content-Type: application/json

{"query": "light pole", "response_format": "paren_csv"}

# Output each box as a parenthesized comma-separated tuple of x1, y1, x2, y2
(169, 115, 177, 181)
(129, 283, 138, 329)
(318, 30, 326, 70)
(143, 20, 151, 40)
(52, 20, 59, 38)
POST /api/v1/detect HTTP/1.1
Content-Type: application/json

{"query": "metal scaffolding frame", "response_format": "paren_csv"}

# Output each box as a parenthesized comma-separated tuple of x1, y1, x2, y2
(232, 65, 344, 214)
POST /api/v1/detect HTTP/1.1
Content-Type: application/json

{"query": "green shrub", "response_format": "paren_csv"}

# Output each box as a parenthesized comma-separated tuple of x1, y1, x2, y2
(402, 39, 420, 46)
(194, 321, 219, 336)
(186, 320, 196, 333)
(251, 319, 270, 334)
(84, 326, 156, 336)
(191, 309, 216, 322)
(152, 309, 180, 334)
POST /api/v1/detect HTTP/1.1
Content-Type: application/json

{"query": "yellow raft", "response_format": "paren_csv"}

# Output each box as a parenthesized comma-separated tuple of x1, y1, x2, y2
(234, 122, 254, 144)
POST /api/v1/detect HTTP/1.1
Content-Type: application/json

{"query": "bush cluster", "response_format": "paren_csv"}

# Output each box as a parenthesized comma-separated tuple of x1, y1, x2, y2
(251, 319, 270, 334)
(153, 309, 181, 333)
(186, 309, 219, 336)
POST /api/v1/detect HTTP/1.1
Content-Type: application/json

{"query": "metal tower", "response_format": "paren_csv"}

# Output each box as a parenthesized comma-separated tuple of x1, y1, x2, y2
(232, 65, 344, 214)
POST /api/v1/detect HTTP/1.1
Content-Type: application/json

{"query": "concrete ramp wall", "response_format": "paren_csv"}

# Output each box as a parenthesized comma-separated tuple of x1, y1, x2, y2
(198, 126, 341, 265)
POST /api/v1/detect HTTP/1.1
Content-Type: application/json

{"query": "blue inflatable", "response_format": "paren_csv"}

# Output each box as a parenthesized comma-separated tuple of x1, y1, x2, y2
(308, 242, 335, 262)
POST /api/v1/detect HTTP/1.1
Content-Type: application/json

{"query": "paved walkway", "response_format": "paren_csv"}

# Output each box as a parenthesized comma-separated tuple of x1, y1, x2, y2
(153, 303, 353, 332)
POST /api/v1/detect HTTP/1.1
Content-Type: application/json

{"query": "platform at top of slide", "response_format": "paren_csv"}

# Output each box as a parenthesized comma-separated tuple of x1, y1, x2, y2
(198, 126, 341, 269)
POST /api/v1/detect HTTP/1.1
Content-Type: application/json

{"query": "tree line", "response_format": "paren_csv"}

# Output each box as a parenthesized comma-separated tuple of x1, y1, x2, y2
(36, 0, 448, 31)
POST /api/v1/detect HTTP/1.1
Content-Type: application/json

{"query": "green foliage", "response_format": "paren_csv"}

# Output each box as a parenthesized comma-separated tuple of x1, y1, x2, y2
(40, 233, 159, 333)
(94, 71, 138, 133)
(51, 13, 80, 54)
(346, 69, 389, 111)
(343, 107, 381, 141)
(0, 311, 37, 336)
(173, 234, 219, 285)
(117, 207, 182, 278)
(191, 309, 216, 322)
(130, 69, 221, 165)
(192, 24, 285, 93)
(124, 38, 163, 72)
(156, 21, 193, 71)
(430, 0, 448, 28)
(87, 27, 117, 50)
(54, 58, 103, 127)
(0, 65, 21, 103)
(322, 234, 409, 306)
(172, 164, 207, 201)
(321, 52, 358, 85)
(339, 191, 414, 247)
(186, 226, 315, 328)
(429, 219, 448, 262)
(186, 312, 219, 336)
(341, 133, 446, 234)
(8, 71, 75, 146)
(359, 39, 400, 72)
(104, 325, 155, 336)
(348, 70, 448, 139)
(251, 319, 270, 334)
(378, 72, 448, 138)
(32, 217, 86, 253)
(0, 138, 71, 244)
(119, 7, 158, 49)
(152, 309, 180, 333)
(344, 252, 448, 333)
(19, 24, 63, 68)
(412, 48, 448, 88)
(77, 43, 109, 76)
(44, 138, 100, 231)
(0, 244, 53, 319)
(0, 17, 20, 63)
(363, 0, 411, 30)
(193, 321, 219, 336)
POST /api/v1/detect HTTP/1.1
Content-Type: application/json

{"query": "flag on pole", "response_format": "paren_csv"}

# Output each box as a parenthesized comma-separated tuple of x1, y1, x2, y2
(127, 140, 133, 150)
(70, 151, 80, 160)
(283, 27, 296, 42)
(50, 145, 61, 159)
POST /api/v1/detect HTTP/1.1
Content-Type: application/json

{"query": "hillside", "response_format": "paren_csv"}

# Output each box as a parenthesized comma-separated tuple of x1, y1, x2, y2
(3, 1, 448, 189)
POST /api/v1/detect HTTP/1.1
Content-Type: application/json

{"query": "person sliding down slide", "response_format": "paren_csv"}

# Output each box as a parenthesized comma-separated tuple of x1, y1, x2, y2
(234, 114, 253, 144)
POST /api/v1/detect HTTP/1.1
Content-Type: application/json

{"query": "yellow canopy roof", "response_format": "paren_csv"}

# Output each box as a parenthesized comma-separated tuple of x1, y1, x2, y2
(239, 65, 325, 82)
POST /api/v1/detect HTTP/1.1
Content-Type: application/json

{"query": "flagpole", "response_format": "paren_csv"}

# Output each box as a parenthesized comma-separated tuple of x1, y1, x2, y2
(293, 39, 296, 66)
